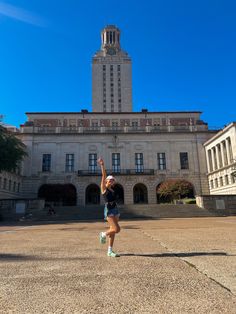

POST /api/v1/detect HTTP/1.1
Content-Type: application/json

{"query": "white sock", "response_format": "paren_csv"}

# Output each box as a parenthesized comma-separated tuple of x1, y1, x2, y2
(108, 246, 112, 252)
(101, 232, 106, 238)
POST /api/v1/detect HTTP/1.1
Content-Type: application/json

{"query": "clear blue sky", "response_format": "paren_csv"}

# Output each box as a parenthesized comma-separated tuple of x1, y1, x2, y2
(0, 0, 235, 128)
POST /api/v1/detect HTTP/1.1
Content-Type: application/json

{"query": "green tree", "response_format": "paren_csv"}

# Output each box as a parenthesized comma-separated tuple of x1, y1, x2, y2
(0, 125, 27, 173)
(157, 179, 194, 203)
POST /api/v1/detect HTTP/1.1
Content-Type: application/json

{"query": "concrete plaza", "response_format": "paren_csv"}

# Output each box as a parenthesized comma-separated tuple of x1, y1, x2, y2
(0, 217, 236, 313)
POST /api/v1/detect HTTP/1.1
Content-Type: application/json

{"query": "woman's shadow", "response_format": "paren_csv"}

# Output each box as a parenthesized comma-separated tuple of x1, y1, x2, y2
(119, 251, 230, 257)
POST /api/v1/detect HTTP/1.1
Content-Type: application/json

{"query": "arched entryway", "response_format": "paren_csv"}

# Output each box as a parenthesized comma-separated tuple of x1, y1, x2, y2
(156, 179, 195, 203)
(113, 184, 124, 204)
(85, 184, 100, 205)
(38, 184, 77, 206)
(133, 183, 148, 204)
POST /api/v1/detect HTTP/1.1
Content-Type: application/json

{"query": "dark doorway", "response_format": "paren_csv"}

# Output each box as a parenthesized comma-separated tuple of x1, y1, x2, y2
(86, 184, 100, 205)
(38, 184, 77, 206)
(133, 183, 148, 204)
(114, 184, 124, 204)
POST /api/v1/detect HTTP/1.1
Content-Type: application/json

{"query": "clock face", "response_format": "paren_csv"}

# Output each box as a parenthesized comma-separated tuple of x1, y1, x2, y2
(107, 47, 116, 55)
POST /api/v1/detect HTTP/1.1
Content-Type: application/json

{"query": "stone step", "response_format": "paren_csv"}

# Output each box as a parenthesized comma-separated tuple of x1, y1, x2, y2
(1, 204, 221, 222)
(24, 204, 219, 221)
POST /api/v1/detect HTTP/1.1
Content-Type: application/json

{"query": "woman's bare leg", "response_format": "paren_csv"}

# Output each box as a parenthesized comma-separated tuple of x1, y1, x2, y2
(106, 216, 120, 248)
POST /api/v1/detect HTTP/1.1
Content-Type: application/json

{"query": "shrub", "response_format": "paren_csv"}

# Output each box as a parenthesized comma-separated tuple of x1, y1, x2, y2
(157, 179, 194, 203)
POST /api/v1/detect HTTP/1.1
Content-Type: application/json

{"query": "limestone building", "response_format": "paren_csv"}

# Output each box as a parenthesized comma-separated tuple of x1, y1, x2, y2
(17, 25, 217, 206)
(204, 122, 236, 194)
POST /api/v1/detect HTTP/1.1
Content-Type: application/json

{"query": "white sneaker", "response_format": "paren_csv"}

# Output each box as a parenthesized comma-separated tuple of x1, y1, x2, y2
(99, 232, 106, 244)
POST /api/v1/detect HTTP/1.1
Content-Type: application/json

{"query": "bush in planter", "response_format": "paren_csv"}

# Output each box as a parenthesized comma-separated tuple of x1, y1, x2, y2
(184, 199, 196, 204)
(157, 179, 194, 203)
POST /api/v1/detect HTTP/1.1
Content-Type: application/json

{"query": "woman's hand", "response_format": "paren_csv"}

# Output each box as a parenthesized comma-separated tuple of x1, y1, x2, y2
(98, 157, 104, 166)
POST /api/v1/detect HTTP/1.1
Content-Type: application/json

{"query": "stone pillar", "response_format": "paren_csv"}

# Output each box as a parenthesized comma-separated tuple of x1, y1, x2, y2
(223, 141, 228, 165)
(215, 145, 220, 170)
(148, 185, 157, 204)
(226, 138, 232, 164)
(220, 142, 225, 167)
(211, 148, 216, 171)
(206, 150, 211, 173)
(124, 177, 134, 204)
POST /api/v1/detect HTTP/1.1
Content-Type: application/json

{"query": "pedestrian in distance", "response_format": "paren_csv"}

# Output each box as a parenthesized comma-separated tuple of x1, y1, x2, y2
(97, 157, 120, 257)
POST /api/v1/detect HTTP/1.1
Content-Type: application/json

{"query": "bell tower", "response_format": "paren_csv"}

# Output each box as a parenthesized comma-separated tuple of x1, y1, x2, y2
(92, 25, 132, 112)
(101, 25, 121, 55)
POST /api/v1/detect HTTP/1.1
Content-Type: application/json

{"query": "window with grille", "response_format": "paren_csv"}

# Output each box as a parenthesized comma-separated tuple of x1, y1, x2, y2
(135, 153, 144, 173)
(65, 154, 74, 172)
(157, 153, 166, 170)
(112, 153, 120, 173)
(89, 154, 97, 173)
(180, 152, 189, 170)
(42, 154, 51, 172)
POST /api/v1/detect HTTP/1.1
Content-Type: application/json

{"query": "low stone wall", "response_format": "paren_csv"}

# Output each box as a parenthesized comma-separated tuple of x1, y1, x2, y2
(196, 195, 236, 215)
(0, 198, 45, 220)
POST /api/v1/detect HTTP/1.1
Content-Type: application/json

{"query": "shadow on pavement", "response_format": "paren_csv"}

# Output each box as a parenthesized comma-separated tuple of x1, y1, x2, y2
(0, 253, 92, 262)
(120, 251, 232, 258)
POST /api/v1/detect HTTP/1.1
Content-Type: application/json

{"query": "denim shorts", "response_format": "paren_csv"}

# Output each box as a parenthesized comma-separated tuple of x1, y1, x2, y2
(104, 205, 120, 220)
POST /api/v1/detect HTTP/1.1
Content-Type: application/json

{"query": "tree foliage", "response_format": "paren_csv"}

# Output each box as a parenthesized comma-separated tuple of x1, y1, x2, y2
(0, 125, 27, 173)
(157, 179, 194, 202)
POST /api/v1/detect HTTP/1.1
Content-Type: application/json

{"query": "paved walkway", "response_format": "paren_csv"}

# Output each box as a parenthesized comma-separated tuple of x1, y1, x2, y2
(0, 217, 236, 313)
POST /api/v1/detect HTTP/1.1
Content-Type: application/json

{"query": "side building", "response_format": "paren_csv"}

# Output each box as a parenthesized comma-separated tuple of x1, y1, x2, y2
(204, 122, 236, 194)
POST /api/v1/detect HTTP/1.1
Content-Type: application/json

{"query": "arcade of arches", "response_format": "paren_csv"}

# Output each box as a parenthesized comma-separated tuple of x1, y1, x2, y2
(38, 180, 195, 206)
(133, 183, 148, 204)
(86, 184, 100, 205)
(38, 184, 77, 206)
(85, 183, 124, 205)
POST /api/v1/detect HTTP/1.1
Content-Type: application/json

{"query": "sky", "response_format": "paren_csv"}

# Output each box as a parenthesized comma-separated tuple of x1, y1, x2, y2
(0, 0, 236, 129)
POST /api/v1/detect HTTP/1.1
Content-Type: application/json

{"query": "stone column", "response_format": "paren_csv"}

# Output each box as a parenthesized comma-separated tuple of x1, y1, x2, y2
(215, 145, 220, 170)
(226, 138, 232, 164)
(222, 140, 228, 166)
(206, 149, 211, 173)
(220, 142, 225, 167)
(211, 148, 216, 171)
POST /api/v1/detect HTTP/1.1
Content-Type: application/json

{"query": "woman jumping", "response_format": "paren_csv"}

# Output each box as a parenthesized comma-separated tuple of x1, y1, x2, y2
(98, 157, 120, 257)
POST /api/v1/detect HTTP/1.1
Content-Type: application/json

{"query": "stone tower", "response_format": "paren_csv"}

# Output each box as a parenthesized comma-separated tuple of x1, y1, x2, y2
(92, 25, 132, 112)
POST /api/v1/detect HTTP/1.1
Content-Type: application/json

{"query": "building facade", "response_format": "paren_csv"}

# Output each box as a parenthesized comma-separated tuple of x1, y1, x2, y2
(18, 110, 215, 205)
(204, 122, 236, 194)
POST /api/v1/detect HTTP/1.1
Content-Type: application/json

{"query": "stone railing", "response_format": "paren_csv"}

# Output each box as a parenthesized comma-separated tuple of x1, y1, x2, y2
(20, 124, 208, 134)
(77, 169, 155, 176)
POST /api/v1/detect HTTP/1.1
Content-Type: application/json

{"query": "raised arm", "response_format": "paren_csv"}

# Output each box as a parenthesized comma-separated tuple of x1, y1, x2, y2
(98, 157, 106, 194)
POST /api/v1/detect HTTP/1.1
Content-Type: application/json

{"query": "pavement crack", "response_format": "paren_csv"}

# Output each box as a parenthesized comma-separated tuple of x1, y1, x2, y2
(183, 259, 233, 295)
(139, 229, 235, 296)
